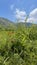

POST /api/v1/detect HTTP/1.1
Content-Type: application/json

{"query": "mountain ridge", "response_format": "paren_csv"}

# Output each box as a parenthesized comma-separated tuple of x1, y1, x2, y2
(0, 17, 37, 30)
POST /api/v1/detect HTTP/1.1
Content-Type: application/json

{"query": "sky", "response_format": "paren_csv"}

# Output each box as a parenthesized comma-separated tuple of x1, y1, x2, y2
(0, 0, 37, 23)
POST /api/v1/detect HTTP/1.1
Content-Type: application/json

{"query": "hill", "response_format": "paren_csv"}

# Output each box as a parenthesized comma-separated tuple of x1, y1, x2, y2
(0, 17, 16, 30)
(0, 17, 37, 30)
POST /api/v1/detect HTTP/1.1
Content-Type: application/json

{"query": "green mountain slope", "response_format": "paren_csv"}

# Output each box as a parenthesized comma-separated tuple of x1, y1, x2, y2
(0, 17, 37, 30)
(0, 17, 16, 30)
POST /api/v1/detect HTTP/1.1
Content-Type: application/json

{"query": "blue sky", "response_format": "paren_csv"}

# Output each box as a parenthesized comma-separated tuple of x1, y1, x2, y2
(0, 0, 37, 23)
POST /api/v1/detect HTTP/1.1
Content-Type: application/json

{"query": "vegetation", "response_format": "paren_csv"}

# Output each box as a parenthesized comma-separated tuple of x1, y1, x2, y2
(0, 18, 37, 65)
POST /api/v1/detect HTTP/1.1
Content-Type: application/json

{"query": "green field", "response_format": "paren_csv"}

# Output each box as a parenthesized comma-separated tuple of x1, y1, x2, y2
(0, 18, 37, 65)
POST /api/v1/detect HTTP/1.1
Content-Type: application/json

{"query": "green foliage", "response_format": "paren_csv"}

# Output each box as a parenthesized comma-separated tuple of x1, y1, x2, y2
(0, 23, 37, 65)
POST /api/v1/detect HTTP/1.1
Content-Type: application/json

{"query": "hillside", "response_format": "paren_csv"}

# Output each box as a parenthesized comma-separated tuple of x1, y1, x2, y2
(0, 17, 16, 30)
(0, 17, 37, 30)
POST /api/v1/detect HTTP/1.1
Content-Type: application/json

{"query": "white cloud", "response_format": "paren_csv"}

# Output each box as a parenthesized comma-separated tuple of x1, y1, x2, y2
(27, 8, 37, 23)
(30, 8, 37, 18)
(15, 8, 27, 22)
(10, 4, 14, 10)
(15, 8, 37, 23)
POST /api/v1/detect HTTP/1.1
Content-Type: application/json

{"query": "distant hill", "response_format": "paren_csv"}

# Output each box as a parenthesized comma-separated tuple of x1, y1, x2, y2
(0, 17, 16, 30)
(0, 17, 37, 30)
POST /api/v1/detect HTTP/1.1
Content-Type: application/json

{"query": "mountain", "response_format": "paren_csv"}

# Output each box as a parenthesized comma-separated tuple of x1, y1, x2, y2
(16, 22, 32, 28)
(0, 17, 16, 30)
(0, 17, 37, 30)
